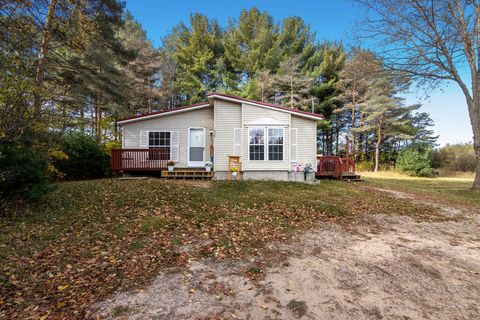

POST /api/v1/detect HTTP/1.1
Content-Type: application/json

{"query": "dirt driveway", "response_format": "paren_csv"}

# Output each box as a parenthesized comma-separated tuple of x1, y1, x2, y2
(91, 188, 480, 320)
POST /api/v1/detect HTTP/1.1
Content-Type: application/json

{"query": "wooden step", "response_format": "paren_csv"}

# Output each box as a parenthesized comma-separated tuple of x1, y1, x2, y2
(342, 173, 361, 181)
(161, 170, 214, 179)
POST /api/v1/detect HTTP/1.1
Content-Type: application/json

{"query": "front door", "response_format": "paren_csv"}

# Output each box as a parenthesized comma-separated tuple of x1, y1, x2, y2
(188, 127, 205, 167)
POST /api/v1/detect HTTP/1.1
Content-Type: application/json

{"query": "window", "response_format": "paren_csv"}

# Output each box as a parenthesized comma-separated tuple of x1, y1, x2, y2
(148, 131, 171, 160)
(268, 128, 284, 160)
(248, 127, 284, 161)
(249, 128, 265, 160)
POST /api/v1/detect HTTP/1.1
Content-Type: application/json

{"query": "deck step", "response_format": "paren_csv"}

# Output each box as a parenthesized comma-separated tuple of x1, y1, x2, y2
(342, 174, 361, 181)
(161, 170, 213, 179)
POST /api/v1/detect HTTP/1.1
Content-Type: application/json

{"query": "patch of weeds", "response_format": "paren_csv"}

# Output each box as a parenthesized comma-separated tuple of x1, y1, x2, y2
(140, 216, 170, 232)
(247, 266, 263, 274)
(218, 237, 234, 249)
(128, 240, 144, 252)
(172, 235, 184, 246)
(0, 276, 13, 289)
(111, 305, 132, 317)
(112, 224, 128, 238)
(287, 299, 308, 318)
(246, 265, 265, 281)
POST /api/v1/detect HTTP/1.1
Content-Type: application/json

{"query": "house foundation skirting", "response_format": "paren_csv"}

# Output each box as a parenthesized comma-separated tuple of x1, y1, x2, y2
(214, 170, 314, 181)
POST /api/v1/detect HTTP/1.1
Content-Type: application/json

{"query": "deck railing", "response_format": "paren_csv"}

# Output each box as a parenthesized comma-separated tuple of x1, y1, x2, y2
(317, 155, 356, 179)
(111, 149, 170, 172)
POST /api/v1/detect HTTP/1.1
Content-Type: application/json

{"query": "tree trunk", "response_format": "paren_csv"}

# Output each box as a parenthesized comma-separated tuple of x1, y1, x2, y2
(374, 135, 381, 172)
(374, 116, 384, 172)
(290, 75, 294, 108)
(467, 97, 480, 189)
(114, 118, 118, 142)
(335, 118, 339, 155)
(34, 0, 57, 117)
(350, 86, 356, 160)
(147, 76, 152, 113)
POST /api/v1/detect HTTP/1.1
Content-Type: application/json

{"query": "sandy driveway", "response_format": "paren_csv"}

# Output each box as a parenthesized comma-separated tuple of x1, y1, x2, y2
(91, 189, 480, 319)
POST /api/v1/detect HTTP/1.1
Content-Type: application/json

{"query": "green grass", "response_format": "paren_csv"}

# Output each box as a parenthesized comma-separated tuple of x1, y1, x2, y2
(360, 171, 479, 209)
(0, 178, 446, 319)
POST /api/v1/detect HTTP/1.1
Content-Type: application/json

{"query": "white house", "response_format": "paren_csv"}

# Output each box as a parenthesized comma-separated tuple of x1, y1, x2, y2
(113, 93, 324, 180)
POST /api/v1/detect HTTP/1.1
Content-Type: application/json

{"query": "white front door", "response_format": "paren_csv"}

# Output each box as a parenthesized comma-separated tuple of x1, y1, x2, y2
(188, 127, 205, 167)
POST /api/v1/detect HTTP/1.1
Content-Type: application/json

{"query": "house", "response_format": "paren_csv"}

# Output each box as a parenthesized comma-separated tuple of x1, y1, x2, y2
(112, 93, 325, 180)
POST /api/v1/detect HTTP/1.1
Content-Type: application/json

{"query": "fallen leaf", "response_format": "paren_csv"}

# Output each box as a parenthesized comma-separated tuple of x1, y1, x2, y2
(57, 284, 69, 291)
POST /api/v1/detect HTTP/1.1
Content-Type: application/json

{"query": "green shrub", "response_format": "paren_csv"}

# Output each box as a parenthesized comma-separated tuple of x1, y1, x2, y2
(396, 148, 433, 177)
(431, 143, 476, 172)
(0, 142, 51, 203)
(356, 160, 374, 172)
(55, 132, 111, 180)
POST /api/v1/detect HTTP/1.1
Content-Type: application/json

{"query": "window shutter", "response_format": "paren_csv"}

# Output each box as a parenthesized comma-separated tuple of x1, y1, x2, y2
(140, 130, 148, 148)
(290, 128, 297, 162)
(233, 128, 242, 156)
(171, 131, 179, 161)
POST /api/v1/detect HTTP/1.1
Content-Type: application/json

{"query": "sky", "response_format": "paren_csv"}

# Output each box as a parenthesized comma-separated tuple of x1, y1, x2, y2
(125, 0, 473, 146)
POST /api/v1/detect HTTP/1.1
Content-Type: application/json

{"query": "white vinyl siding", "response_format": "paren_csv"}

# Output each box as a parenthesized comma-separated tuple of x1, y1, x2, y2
(291, 115, 317, 171)
(122, 107, 213, 168)
(242, 103, 290, 171)
(214, 100, 242, 171)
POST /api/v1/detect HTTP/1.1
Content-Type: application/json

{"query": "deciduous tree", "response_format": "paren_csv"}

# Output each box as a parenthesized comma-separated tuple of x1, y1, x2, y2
(356, 0, 480, 187)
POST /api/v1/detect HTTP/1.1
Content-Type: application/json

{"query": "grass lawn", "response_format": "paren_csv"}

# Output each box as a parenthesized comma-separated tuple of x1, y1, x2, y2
(0, 177, 461, 319)
(360, 171, 479, 209)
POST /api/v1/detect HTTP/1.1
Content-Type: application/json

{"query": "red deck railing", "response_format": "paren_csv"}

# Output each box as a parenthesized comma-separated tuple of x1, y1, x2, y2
(316, 155, 356, 179)
(111, 149, 170, 172)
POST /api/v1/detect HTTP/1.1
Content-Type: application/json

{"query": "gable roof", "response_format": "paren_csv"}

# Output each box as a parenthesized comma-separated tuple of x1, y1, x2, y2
(207, 93, 324, 120)
(117, 93, 324, 124)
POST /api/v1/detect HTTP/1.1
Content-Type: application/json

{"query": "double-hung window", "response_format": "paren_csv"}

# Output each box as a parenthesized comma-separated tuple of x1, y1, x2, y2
(248, 127, 284, 161)
(268, 128, 284, 160)
(248, 128, 265, 160)
(148, 131, 171, 160)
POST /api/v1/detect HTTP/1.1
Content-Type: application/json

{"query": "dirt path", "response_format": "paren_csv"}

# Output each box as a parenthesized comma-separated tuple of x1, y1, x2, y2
(91, 189, 480, 319)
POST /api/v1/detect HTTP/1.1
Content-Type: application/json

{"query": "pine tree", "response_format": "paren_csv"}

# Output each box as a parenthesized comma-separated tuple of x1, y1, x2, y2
(305, 42, 346, 154)
(355, 73, 414, 172)
(223, 8, 279, 80)
(337, 49, 379, 158)
(274, 54, 314, 109)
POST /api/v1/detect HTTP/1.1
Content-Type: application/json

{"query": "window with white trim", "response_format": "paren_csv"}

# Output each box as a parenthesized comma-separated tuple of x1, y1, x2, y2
(248, 127, 284, 161)
(148, 131, 171, 160)
(268, 128, 284, 160)
(248, 127, 265, 160)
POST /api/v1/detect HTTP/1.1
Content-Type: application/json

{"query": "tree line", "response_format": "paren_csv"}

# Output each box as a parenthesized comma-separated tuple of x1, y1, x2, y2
(1, 1, 443, 203)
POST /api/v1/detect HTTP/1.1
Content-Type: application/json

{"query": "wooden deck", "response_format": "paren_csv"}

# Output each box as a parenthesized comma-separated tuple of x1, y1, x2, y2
(111, 149, 169, 172)
(316, 155, 360, 181)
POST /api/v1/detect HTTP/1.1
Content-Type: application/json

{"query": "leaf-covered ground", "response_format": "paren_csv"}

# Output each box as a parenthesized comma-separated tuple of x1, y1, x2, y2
(0, 178, 440, 319)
